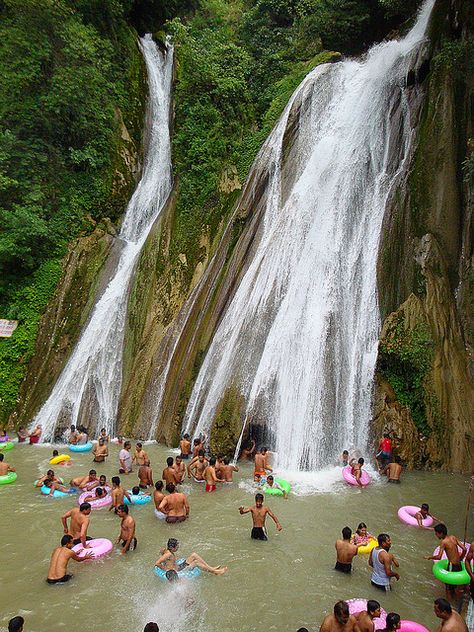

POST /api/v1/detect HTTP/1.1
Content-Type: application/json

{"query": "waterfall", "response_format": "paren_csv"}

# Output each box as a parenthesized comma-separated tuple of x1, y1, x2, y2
(183, 1, 434, 471)
(30, 36, 173, 442)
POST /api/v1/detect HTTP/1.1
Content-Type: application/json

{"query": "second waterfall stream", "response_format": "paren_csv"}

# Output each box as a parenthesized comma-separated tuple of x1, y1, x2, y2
(31, 36, 173, 441)
(183, 0, 435, 471)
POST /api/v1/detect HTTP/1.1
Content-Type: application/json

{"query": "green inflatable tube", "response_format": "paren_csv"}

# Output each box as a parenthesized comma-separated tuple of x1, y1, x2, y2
(263, 478, 291, 496)
(432, 559, 471, 585)
(0, 472, 17, 486)
(0, 442, 14, 451)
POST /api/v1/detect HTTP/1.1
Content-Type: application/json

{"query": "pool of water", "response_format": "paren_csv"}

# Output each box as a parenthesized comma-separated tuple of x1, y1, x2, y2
(0, 442, 471, 631)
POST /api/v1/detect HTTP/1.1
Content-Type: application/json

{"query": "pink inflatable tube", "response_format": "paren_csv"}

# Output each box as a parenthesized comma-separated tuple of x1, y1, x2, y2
(400, 621, 429, 632)
(432, 542, 470, 561)
(343, 466, 371, 486)
(346, 599, 386, 630)
(397, 506, 433, 527)
(78, 490, 112, 509)
(72, 538, 113, 560)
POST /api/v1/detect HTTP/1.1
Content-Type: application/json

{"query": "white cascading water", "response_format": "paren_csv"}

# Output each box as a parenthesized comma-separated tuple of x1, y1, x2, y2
(184, 1, 434, 471)
(30, 36, 173, 442)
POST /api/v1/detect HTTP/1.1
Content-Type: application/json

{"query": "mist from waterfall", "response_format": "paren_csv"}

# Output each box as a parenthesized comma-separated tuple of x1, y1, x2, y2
(183, 1, 434, 471)
(31, 36, 173, 441)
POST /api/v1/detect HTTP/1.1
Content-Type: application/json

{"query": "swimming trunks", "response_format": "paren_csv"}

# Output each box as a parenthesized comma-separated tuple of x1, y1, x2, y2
(254, 471, 266, 477)
(205, 484, 216, 492)
(29, 435, 40, 444)
(176, 560, 189, 571)
(122, 537, 137, 551)
(335, 561, 352, 573)
(47, 574, 73, 584)
(180, 454, 190, 460)
(192, 476, 205, 483)
(447, 563, 462, 572)
(72, 536, 93, 546)
(388, 479, 400, 484)
(251, 527, 268, 541)
(139, 484, 148, 489)
(165, 515, 187, 524)
(371, 580, 390, 591)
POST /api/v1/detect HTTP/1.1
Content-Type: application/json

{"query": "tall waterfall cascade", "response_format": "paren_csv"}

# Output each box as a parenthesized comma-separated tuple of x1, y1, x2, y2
(31, 36, 173, 442)
(183, 1, 435, 471)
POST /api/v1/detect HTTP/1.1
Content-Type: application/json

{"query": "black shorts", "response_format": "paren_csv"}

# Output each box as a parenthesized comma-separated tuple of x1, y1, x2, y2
(47, 574, 73, 584)
(251, 527, 268, 541)
(388, 479, 400, 484)
(139, 484, 148, 489)
(180, 454, 190, 460)
(72, 536, 93, 546)
(371, 580, 390, 591)
(335, 561, 352, 573)
(176, 561, 189, 571)
(122, 537, 137, 551)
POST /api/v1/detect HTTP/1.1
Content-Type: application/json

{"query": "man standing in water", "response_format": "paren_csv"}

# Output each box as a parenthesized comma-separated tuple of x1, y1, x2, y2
(369, 533, 400, 591)
(355, 601, 381, 632)
(433, 599, 468, 632)
(109, 476, 131, 513)
(133, 442, 150, 467)
(382, 456, 402, 483)
(92, 438, 108, 463)
(138, 462, 154, 489)
(119, 441, 133, 474)
(179, 434, 191, 459)
(47, 534, 93, 583)
(425, 524, 466, 595)
(188, 450, 208, 482)
(61, 502, 93, 547)
(158, 483, 189, 523)
(335, 527, 358, 573)
(173, 455, 186, 484)
(221, 457, 239, 483)
(320, 601, 361, 632)
(116, 504, 137, 553)
(239, 493, 282, 540)
(254, 447, 272, 480)
(203, 456, 225, 492)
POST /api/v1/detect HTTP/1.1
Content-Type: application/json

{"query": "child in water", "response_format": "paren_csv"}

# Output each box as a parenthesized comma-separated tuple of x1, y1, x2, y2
(351, 522, 375, 547)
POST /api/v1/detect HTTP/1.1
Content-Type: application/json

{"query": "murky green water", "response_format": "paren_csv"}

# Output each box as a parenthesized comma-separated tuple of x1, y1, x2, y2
(1, 443, 471, 631)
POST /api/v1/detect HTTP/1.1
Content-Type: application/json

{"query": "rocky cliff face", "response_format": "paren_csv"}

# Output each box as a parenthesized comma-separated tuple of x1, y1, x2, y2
(374, 0, 474, 471)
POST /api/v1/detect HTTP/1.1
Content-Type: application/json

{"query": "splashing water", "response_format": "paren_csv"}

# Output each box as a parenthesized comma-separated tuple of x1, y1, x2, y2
(31, 36, 173, 441)
(184, 1, 434, 471)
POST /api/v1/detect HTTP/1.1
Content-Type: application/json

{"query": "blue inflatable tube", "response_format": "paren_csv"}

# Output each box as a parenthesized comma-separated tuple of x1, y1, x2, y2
(69, 442, 93, 452)
(153, 559, 201, 581)
(125, 491, 152, 506)
(41, 484, 70, 498)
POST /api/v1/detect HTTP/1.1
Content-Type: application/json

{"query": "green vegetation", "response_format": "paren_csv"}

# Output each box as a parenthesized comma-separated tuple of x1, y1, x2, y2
(378, 317, 435, 435)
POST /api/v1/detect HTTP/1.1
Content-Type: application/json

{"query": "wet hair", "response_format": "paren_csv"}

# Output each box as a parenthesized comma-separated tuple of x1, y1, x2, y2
(383, 433, 390, 438)
(112, 476, 120, 486)
(166, 457, 174, 467)
(53, 450, 59, 457)
(356, 522, 367, 533)
(421, 503, 429, 511)
(193, 438, 200, 446)
(367, 601, 380, 615)
(385, 613, 400, 631)
(395, 456, 401, 464)
(267, 475, 274, 481)
(137, 442, 142, 448)
(166, 569, 179, 582)
(95, 487, 104, 497)
(183, 433, 190, 439)
(209, 456, 216, 466)
(89, 470, 96, 476)
(100, 428, 106, 433)
(117, 504, 128, 514)
(0, 454, 4, 462)
(296, 629, 309, 632)
(434, 523, 447, 536)
(167, 538, 179, 550)
(255, 493, 264, 502)
(61, 534, 73, 546)
(358, 458, 364, 465)
(198, 450, 205, 457)
(342, 526, 352, 540)
(175, 455, 182, 461)
(261, 447, 268, 453)
(224, 457, 230, 465)
(155, 480, 164, 491)
(80, 502, 91, 512)
(166, 483, 176, 494)
(377, 533, 390, 547)
(334, 601, 349, 618)
(434, 599, 452, 614)
(70, 425, 76, 431)
(342, 450, 349, 456)
(144, 624, 159, 632)
(8, 616, 24, 632)
(132, 486, 140, 495)
(47, 469, 54, 476)
(44, 478, 53, 486)
(98, 438, 104, 443)
(124, 441, 131, 449)
(99, 475, 106, 482)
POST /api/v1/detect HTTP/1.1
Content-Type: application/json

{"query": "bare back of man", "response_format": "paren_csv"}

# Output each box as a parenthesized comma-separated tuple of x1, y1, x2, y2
(384, 462, 402, 481)
(356, 612, 375, 632)
(436, 611, 468, 632)
(336, 540, 358, 564)
(222, 463, 238, 482)
(138, 465, 153, 488)
(163, 466, 178, 486)
(159, 490, 189, 523)
(320, 614, 360, 632)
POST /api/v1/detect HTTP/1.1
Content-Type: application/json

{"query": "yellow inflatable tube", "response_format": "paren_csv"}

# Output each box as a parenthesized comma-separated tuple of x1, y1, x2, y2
(49, 454, 70, 465)
(357, 538, 377, 554)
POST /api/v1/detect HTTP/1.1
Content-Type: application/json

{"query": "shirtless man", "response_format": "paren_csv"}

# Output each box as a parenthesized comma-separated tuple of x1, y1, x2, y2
(203, 456, 224, 492)
(81, 487, 107, 504)
(92, 438, 108, 463)
(254, 447, 272, 481)
(239, 493, 282, 540)
(108, 476, 131, 513)
(192, 438, 204, 458)
(433, 598, 468, 632)
(173, 456, 185, 484)
(382, 456, 402, 483)
(153, 480, 166, 519)
(215, 455, 225, 478)
(349, 458, 366, 487)
(240, 439, 256, 461)
(221, 457, 239, 483)
(179, 434, 191, 459)
(46, 534, 93, 584)
(341, 450, 349, 467)
(35, 469, 62, 487)
(320, 601, 361, 632)
(116, 505, 137, 554)
(158, 483, 189, 523)
(355, 601, 381, 632)
(155, 538, 227, 575)
(425, 524, 466, 594)
(415, 503, 440, 529)
(138, 463, 154, 489)
(163, 457, 179, 486)
(188, 451, 208, 482)
(70, 469, 98, 490)
(61, 502, 92, 547)
(133, 442, 150, 467)
(41, 478, 76, 496)
(335, 527, 358, 573)
(0, 453, 14, 475)
(29, 424, 42, 444)
(99, 428, 110, 443)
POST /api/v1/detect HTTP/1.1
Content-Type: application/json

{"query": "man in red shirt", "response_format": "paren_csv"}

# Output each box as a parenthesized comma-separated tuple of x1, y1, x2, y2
(376, 433, 392, 469)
